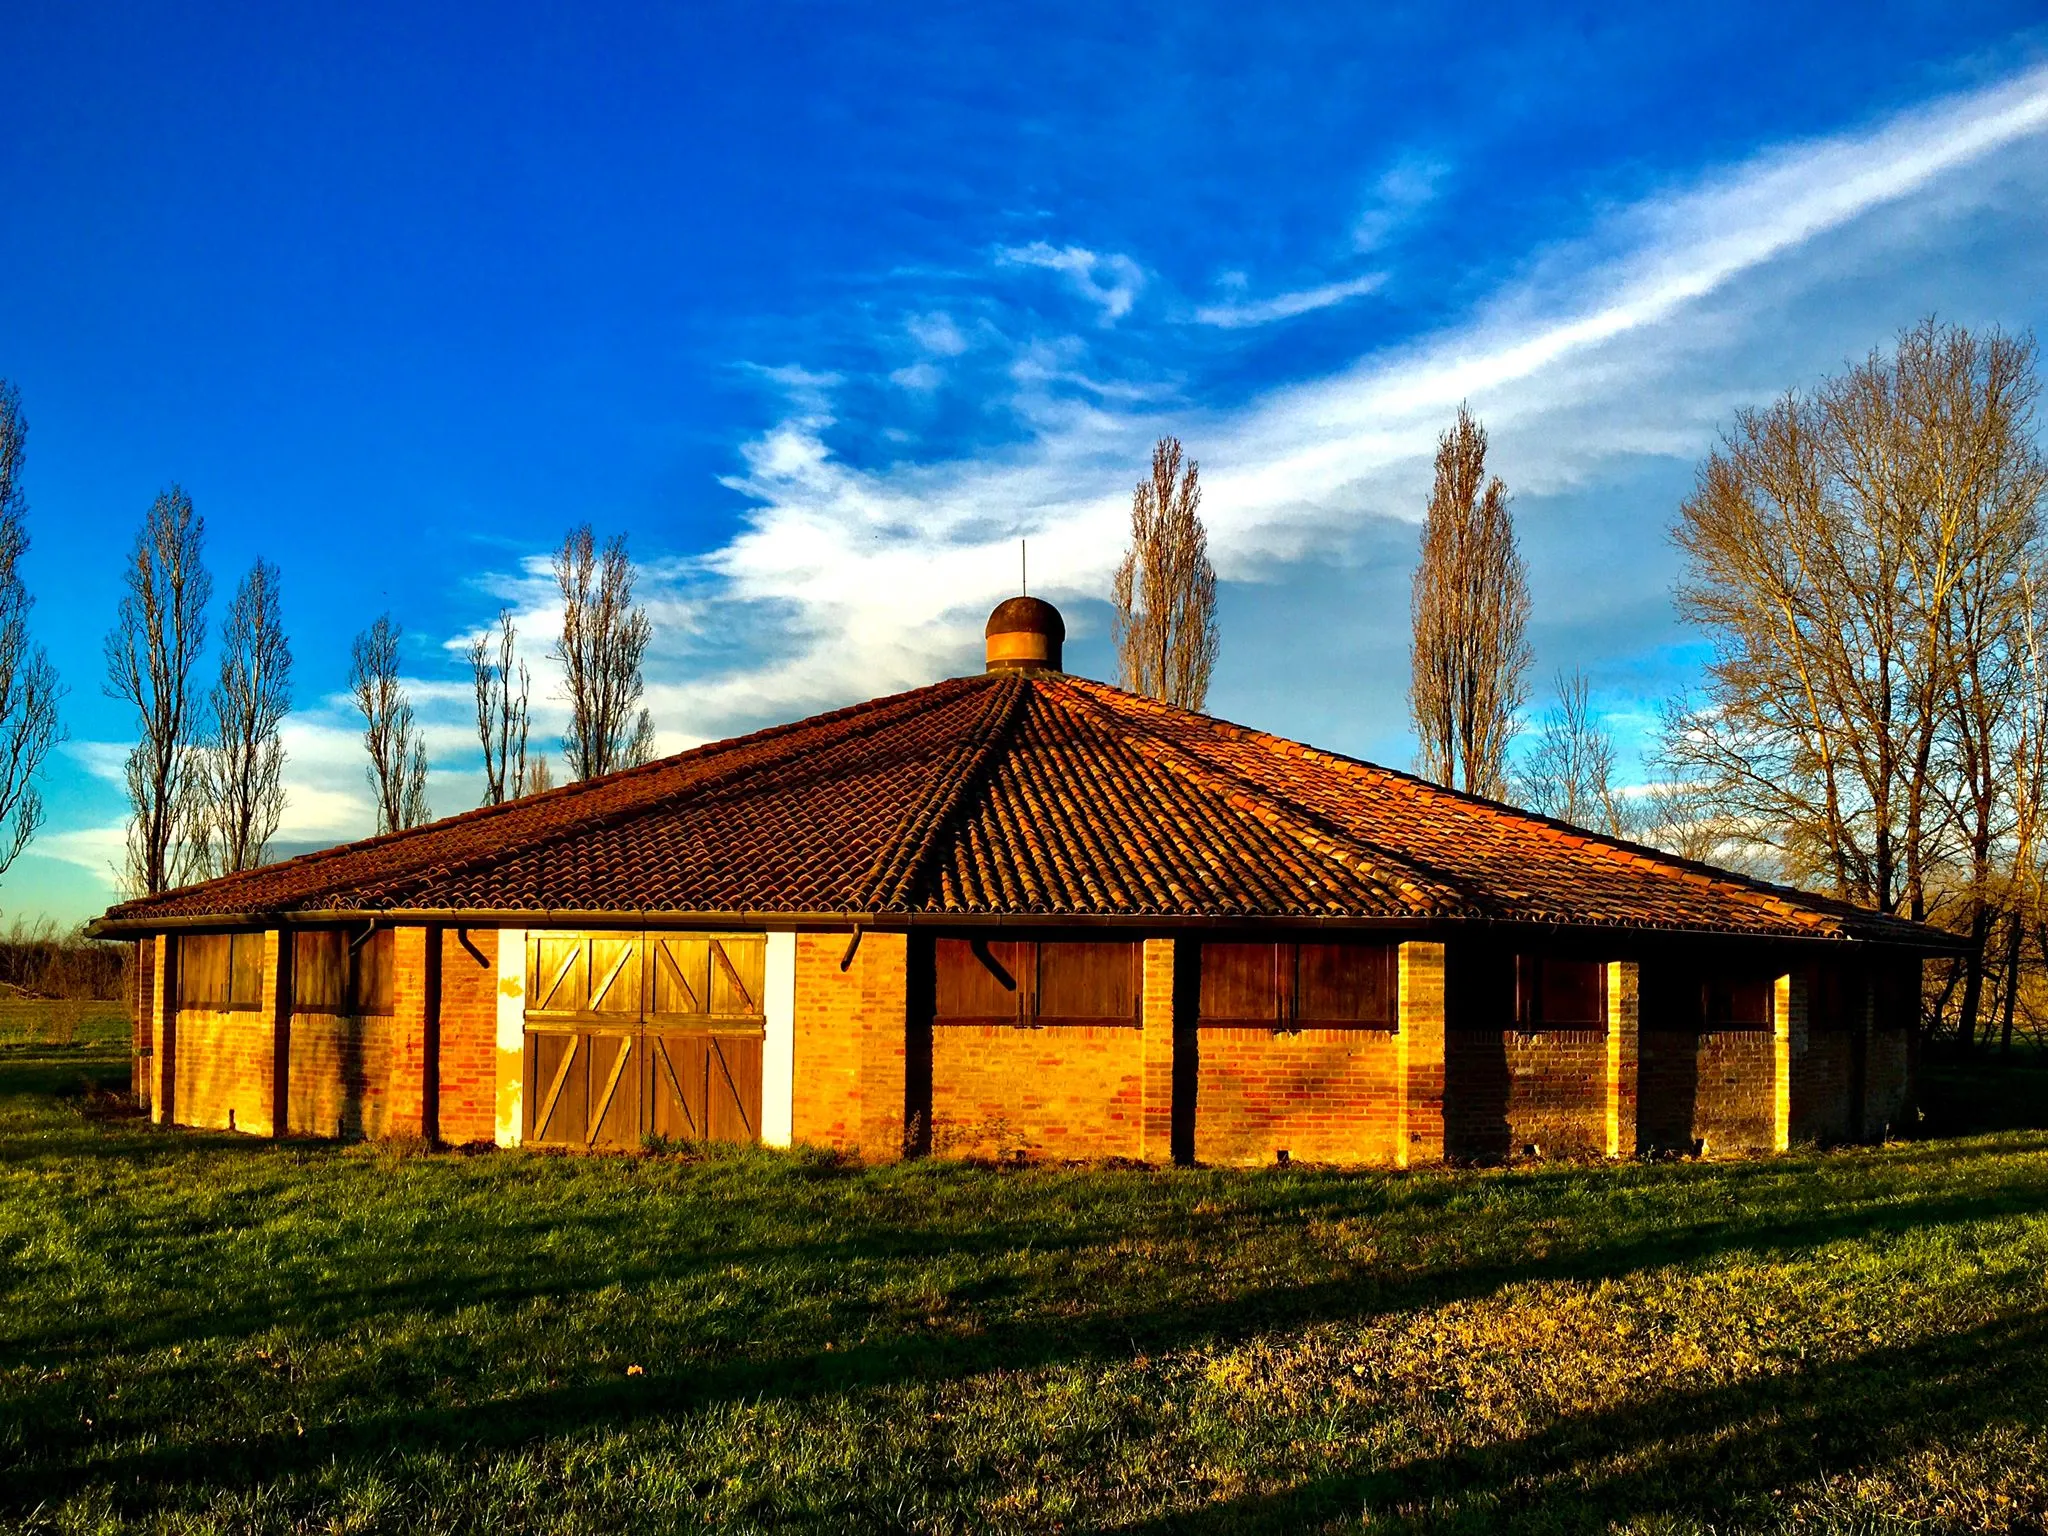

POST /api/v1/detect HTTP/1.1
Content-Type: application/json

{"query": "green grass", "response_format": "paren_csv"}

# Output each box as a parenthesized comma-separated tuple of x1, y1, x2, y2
(2, 1024, 2046, 1533)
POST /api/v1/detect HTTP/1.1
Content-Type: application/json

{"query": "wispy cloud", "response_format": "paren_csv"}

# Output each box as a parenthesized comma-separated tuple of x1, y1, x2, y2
(999, 242, 1146, 324)
(655, 60, 2048, 741)
(1352, 153, 1449, 252)
(1193, 272, 1387, 329)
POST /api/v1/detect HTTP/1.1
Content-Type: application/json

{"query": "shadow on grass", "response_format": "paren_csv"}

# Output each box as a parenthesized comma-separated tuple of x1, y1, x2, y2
(1100, 1308, 2048, 1534)
(11, 1165, 2048, 1518)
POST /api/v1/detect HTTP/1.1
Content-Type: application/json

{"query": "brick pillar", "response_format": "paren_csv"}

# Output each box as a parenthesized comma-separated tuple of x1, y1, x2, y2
(857, 931, 911, 1162)
(495, 928, 527, 1147)
(150, 934, 176, 1125)
(1140, 937, 1176, 1162)
(1772, 968, 1807, 1153)
(1396, 941, 1446, 1168)
(254, 928, 288, 1138)
(1605, 960, 1639, 1158)
(132, 937, 156, 1112)
(386, 926, 434, 1140)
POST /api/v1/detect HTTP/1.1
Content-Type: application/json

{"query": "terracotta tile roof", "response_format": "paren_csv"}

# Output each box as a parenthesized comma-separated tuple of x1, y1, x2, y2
(95, 670, 1943, 945)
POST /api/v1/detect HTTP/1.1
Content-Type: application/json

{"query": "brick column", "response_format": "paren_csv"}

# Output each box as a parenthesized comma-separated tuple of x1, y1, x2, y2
(386, 925, 434, 1140)
(1140, 937, 1176, 1162)
(1396, 941, 1446, 1168)
(254, 928, 288, 1138)
(494, 928, 527, 1146)
(1772, 968, 1807, 1153)
(857, 931, 911, 1162)
(1605, 960, 1639, 1158)
(150, 935, 176, 1125)
(132, 936, 156, 1112)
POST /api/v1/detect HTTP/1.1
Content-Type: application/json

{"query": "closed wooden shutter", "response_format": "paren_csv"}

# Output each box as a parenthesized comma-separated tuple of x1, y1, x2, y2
(1296, 943, 1394, 1025)
(293, 930, 348, 1012)
(935, 938, 1026, 1022)
(1201, 940, 1397, 1028)
(1516, 956, 1606, 1028)
(1036, 941, 1137, 1024)
(932, 938, 1139, 1026)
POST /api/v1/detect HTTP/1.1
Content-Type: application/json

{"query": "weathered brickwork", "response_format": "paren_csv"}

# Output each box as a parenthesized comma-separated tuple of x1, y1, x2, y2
(132, 936, 155, 1110)
(437, 928, 499, 1145)
(1192, 1026, 1400, 1165)
(857, 931, 910, 1161)
(1865, 1027, 1911, 1136)
(1139, 937, 1175, 1162)
(173, 1006, 274, 1133)
(384, 927, 432, 1140)
(1696, 1029, 1777, 1154)
(931, 1023, 1143, 1159)
(792, 932, 865, 1149)
(1445, 1029, 1607, 1159)
(1792, 1026, 1856, 1144)
(289, 1012, 394, 1138)
(1397, 941, 1447, 1166)
(1606, 961, 1641, 1158)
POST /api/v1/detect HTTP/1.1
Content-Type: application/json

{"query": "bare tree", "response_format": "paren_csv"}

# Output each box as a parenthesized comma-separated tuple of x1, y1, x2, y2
(0, 384, 61, 882)
(1666, 320, 2048, 1048)
(1516, 670, 1637, 837)
(349, 614, 431, 833)
(553, 526, 654, 780)
(525, 753, 555, 795)
(469, 607, 530, 804)
(194, 560, 291, 875)
(1113, 437, 1219, 709)
(105, 487, 210, 896)
(1409, 405, 1530, 799)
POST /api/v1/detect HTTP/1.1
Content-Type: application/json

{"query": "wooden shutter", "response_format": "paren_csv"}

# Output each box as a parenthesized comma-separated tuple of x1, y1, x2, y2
(1199, 943, 1280, 1023)
(1516, 955, 1605, 1028)
(228, 933, 264, 1006)
(1035, 941, 1137, 1024)
(351, 930, 396, 1017)
(1705, 975, 1771, 1029)
(1296, 942, 1394, 1025)
(176, 934, 228, 1007)
(934, 938, 1025, 1022)
(586, 936, 641, 1016)
(292, 930, 348, 1012)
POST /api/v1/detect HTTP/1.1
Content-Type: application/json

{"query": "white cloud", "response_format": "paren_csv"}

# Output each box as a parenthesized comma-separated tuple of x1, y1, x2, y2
(906, 311, 969, 356)
(1352, 153, 1449, 252)
(891, 361, 945, 391)
(643, 59, 2048, 744)
(999, 242, 1146, 324)
(1193, 272, 1387, 329)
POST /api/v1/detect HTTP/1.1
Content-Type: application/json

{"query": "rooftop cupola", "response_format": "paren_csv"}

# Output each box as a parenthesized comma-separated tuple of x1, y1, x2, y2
(984, 596, 1065, 673)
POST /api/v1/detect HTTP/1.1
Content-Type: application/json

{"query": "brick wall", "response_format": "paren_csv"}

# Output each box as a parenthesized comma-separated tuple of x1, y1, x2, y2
(1192, 1026, 1400, 1165)
(385, 927, 432, 1139)
(437, 928, 498, 1145)
(857, 931, 909, 1160)
(1792, 1025, 1856, 1144)
(792, 932, 864, 1149)
(931, 1023, 1144, 1159)
(173, 1005, 274, 1133)
(1695, 1029, 1776, 1154)
(1445, 1029, 1607, 1159)
(1865, 1026, 1911, 1136)
(288, 1012, 393, 1138)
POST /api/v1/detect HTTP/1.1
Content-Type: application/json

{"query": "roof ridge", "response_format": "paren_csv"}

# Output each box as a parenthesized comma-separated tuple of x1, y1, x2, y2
(1062, 676, 1853, 936)
(1047, 677, 1466, 916)
(857, 671, 1025, 911)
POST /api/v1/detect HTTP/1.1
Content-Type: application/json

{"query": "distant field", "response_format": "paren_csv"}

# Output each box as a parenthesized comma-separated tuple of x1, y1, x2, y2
(1, 1021, 2046, 1533)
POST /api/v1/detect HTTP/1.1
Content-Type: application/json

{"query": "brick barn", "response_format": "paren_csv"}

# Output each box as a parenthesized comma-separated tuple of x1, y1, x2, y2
(92, 598, 1949, 1165)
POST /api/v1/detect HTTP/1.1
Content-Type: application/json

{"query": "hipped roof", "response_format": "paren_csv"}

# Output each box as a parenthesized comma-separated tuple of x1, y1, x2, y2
(93, 670, 1943, 946)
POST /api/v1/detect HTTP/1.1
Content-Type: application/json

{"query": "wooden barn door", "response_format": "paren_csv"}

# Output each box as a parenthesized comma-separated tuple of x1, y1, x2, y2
(525, 931, 764, 1149)
(645, 935, 765, 1145)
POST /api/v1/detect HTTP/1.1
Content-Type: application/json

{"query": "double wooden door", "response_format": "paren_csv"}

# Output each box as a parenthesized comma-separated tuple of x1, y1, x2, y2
(523, 932, 765, 1149)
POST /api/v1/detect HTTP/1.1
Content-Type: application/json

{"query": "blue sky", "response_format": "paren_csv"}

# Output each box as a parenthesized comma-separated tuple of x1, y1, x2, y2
(4, 2, 2048, 927)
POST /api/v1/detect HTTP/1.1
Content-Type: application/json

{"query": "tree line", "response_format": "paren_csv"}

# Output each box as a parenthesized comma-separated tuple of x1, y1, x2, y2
(2, 318, 2044, 1056)
(1110, 321, 2048, 1055)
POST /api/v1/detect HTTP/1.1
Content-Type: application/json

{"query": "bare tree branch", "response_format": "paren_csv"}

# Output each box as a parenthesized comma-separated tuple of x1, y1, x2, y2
(470, 607, 530, 804)
(195, 559, 290, 876)
(1113, 437, 1218, 710)
(1409, 404, 1529, 798)
(1515, 669, 1638, 837)
(349, 614, 431, 833)
(0, 384, 62, 885)
(553, 526, 655, 780)
(104, 486, 209, 897)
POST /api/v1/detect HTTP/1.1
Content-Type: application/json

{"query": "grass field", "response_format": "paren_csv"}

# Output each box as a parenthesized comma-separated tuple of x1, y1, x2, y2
(2, 1014, 2046, 1533)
